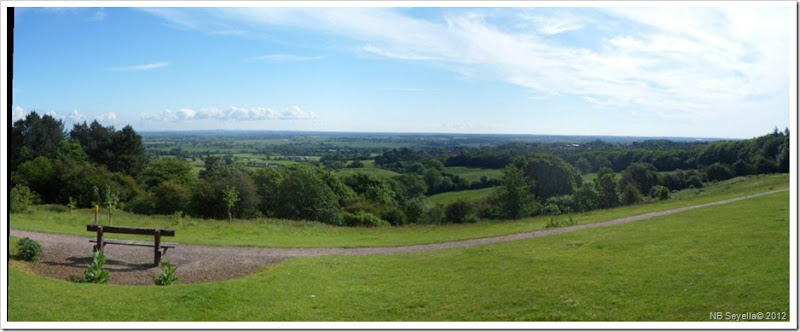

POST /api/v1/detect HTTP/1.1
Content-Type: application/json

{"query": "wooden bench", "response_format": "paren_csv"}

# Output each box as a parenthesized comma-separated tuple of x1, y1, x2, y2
(87, 225, 176, 265)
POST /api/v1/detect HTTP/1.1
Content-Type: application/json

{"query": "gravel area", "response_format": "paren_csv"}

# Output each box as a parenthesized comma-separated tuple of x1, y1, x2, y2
(10, 188, 787, 285)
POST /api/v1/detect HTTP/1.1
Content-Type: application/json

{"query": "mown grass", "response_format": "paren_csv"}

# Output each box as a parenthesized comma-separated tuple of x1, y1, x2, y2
(9, 174, 788, 248)
(427, 187, 496, 205)
(8, 191, 788, 321)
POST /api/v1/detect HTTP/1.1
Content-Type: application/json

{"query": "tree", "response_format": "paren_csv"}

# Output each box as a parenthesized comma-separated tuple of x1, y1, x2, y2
(11, 112, 65, 171)
(620, 183, 643, 205)
(491, 164, 535, 219)
(573, 182, 599, 212)
(513, 154, 580, 200)
(595, 167, 620, 209)
(141, 158, 194, 189)
(274, 165, 341, 224)
(222, 186, 240, 222)
(70, 121, 147, 177)
(103, 185, 120, 225)
(575, 157, 592, 175)
(619, 162, 659, 196)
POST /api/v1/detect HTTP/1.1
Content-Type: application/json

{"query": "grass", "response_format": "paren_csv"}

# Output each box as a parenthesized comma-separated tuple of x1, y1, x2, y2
(9, 174, 788, 249)
(334, 167, 402, 179)
(7, 190, 788, 321)
(427, 187, 496, 205)
(443, 166, 503, 182)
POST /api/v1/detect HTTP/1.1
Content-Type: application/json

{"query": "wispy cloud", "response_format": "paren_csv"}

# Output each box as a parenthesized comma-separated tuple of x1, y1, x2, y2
(142, 7, 790, 123)
(248, 54, 325, 62)
(142, 105, 317, 122)
(107, 61, 169, 72)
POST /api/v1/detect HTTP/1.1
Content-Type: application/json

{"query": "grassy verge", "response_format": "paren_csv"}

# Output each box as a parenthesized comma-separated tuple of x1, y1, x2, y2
(9, 174, 788, 248)
(8, 191, 788, 321)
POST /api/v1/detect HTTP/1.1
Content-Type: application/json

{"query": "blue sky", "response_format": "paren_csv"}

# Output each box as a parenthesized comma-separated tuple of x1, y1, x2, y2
(10, 4, 794, 138)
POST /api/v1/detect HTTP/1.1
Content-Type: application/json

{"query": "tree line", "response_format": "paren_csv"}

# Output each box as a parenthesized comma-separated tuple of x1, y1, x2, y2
(9, 111, 789, 227)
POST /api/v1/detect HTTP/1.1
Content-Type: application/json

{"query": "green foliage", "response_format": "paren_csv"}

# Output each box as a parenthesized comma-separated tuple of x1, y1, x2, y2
(154, 260, 179, 286)
(445, 200, 476, 223)
(16, 237, 43, 262)
(274, 164, 341, 224)
(223, 185, 240, 222)
(141, 158, 195, 189)
(339, 211, 390, 227)
(15, 156, 57, 202)
(150, 180, 192, 215)
(572, 183, 599, 212)
(545, 195, 575, 215)
(543, 203, 561, 216)
(67, 196, 77, 212)
(649, 185, 671, 201)
(575, 157, 592, 174)
(10, 112, 65, 172)
(621, 183, 643, 205)
(619, 162, 659, 196)
(75, 250, 110, 284)
(706, 163, 735, 182)
(70, 121, 147, 177)
(545, 214, 577, 228)
(512, 154, 580, 200)
(10, 184, 35, 213)
(491, 164, 535, 219)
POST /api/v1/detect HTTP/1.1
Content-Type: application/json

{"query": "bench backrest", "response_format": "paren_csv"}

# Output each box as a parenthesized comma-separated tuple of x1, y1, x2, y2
(86, 225, 175, 237)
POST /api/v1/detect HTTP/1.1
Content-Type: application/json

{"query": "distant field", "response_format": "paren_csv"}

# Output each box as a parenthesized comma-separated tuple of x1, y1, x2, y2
(8, 190, 789, 321)
(427, 187, 495, 205)
(334, 167, 402, 179)
(443, 167, 503, 182)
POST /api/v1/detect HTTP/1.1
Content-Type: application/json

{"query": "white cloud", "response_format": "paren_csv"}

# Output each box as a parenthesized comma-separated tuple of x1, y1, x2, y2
(67, 109, 85, 122)
(12, 105, 27, 121)
(107, 61, 169, 72)
(96, 112, 117, 122)
(142, 7, 791, 126)
(143, 106, 317, 122)
(89, 8, 106, 21)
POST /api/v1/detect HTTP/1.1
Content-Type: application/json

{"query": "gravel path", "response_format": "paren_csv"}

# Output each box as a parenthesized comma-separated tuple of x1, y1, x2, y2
(10, 188, 788, 285)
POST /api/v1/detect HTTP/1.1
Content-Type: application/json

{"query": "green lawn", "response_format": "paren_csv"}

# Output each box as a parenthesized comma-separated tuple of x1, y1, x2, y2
(427, 187, 496, 205)
(8, 190, 789, 321)
(9, 174, 788, 249)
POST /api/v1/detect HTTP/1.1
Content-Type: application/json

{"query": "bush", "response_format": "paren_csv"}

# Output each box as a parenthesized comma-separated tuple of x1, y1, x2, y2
(649, 185, 670, 200)
(17, 237, 43, 262)
(81, 250, 110, 284)
(445, 200, 474, 223)
(543, 203, 561, 216)
(339, 211, 390, 227)
(10, 184, 35, 213)
(621, 183, 643, 205)
(154, 260, 179, 286)
(545, 214, 577, 229)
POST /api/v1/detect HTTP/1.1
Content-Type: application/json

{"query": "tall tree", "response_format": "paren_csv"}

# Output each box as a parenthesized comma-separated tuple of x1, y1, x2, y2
(595, 167, 620, 209)
(492, 164, 535, 219)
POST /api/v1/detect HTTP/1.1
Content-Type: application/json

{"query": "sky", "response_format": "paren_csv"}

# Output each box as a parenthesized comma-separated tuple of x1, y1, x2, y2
(9, 3, 795, 138)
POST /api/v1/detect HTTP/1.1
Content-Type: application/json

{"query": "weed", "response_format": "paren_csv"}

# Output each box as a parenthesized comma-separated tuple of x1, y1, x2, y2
(154, 260, 179, 286)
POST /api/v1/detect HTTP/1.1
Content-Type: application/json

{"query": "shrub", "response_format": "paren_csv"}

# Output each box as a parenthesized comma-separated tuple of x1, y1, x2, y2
(154, 260, 179, 286)
(545, 214, 578, 229)
(621, 183, 643, 205)
(10, 184, 35, 213)
(543, 203, 561, 216)
(445, 200, 474, 223)
(339, 211, 390, 227)
(82, 250, 110, 284)
(649, 185, 670, 200)
(17, 237, 43, 262)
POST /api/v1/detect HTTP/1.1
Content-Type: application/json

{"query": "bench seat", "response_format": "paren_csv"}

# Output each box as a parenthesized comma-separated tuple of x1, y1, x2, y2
(89, 239, 177, 248)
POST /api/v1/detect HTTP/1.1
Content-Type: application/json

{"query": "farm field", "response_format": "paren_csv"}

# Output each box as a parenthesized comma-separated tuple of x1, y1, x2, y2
(7, 190, 789, 321)
(9, 174, 788, 248)
(427, 187, 495, 205)
(442, 166, 503, 182)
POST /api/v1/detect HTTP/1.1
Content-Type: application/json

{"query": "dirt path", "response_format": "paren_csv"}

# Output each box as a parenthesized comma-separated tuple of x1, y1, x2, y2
(10, 188, 788, 285)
